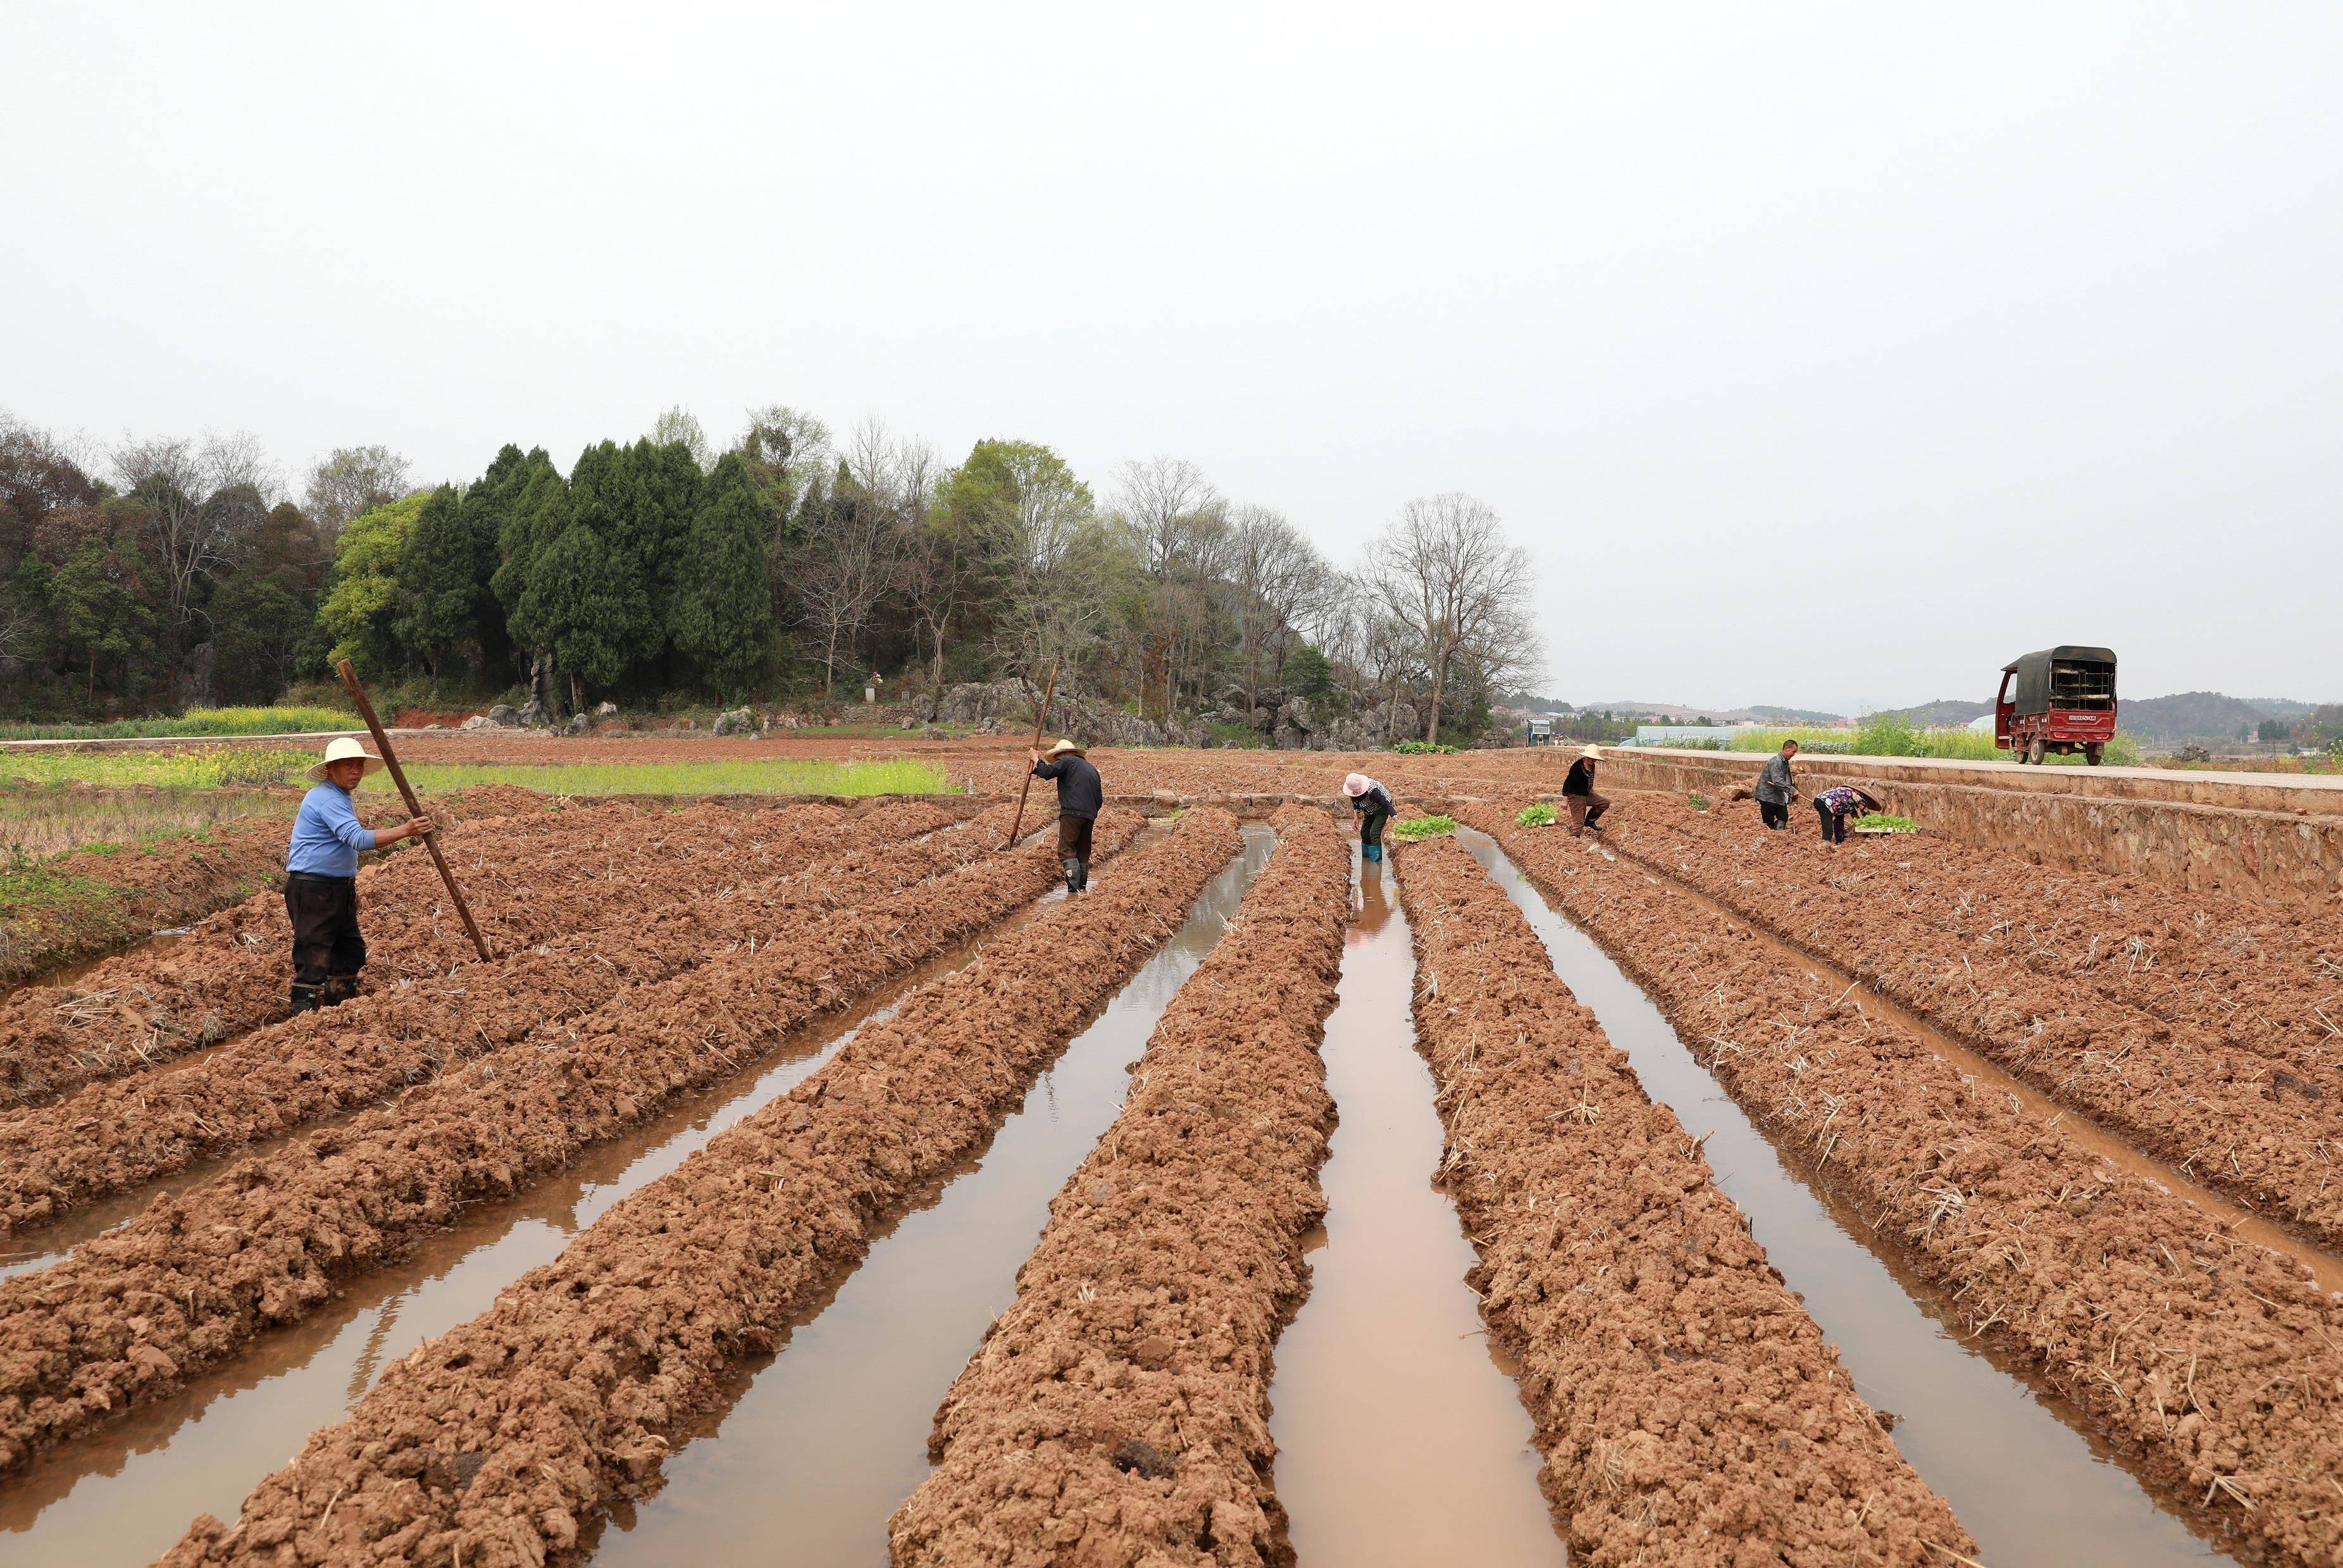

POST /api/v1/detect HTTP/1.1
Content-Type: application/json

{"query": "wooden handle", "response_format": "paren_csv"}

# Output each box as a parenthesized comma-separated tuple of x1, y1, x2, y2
(335, 659, 493, 962)
(1004, 657, 1062, 850)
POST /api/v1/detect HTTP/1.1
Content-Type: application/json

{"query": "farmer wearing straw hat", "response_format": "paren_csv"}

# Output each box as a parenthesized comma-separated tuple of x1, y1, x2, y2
(1560, 744, 1610, 833)
(283, 737, 435, 1013)
(1028, 738, 1102, 895)
(1341, 772, 1394, 862)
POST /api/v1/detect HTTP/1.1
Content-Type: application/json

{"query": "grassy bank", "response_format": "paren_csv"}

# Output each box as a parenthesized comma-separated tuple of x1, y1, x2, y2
(1, 787, 291, 858)
(1655, 716, 2145, 767)
(0, 706, 354, 742)
(0, 750, 311, 789)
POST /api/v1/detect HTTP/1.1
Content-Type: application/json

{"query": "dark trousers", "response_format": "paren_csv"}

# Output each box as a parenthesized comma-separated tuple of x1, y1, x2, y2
(1357, 809, 1388, 850)
(1057, 813, 1095, 890)
(1758, 798, 1789, 830)
(285, 872, 364, 1011)
(1566, 792, 1609, 829)
(1817, 800, 1848, 843)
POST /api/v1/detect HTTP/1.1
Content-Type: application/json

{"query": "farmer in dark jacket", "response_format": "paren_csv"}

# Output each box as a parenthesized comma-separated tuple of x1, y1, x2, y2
(284, 736, 435, 1013)
(1343, 772, 1395, 862)
(1755, 740, 1799, 830)
(1030, 738, 1102, 894)
(1560, 745, 1609, 832)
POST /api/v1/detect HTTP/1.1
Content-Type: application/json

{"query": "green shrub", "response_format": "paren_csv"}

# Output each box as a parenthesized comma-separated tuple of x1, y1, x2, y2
(0, 706, 353, 742)
(1392, 814, 1458, 842)
(1515, 801, 1558, 827)
(1392, 739, 1456, 755)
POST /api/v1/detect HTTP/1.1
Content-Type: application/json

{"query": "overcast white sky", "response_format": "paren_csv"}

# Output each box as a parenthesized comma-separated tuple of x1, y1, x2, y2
(8, 4, 2339, 713)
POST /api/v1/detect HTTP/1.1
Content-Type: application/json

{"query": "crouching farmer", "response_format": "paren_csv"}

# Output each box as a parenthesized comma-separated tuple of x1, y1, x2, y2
(285, 737, 433, 1012)
(1343, 772, 1394, 861)
(1029, 738, 1102, 894)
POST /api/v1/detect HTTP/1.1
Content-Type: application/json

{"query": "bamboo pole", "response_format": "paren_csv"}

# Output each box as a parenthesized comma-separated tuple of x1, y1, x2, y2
(335, 659, 493, 961)
(1004, 658, 1062, 850)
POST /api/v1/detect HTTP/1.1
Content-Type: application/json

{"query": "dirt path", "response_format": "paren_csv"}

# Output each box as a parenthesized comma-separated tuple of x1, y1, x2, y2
(155, 808, 1243, 1568)
(0, 809, 1145, 1480)
(1599, 795, 2343, 1252)
(1392, 831, 1973, 1566)
(0, 801, 962, 1240)
(1460, 803, 2343, 1567)
(891, 807, 1348, 1565)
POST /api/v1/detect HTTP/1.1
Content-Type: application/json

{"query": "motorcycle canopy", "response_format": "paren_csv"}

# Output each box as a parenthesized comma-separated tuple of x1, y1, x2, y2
(2003, 647, 2116, 716)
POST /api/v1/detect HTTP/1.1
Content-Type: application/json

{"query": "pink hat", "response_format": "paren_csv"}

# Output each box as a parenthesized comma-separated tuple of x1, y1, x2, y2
(1342, 773, 1373, 797)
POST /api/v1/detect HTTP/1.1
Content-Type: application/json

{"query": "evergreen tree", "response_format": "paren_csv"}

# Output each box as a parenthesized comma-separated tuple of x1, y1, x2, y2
(671, 452, 776, 697)
(318, 493, 428, 675)
(394, 485, 475, 685)
(53, 540, 150, 702)
(519, 517, 635, 710)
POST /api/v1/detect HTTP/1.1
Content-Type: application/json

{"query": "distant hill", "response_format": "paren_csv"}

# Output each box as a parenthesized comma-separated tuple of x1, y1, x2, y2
(1746, 704, 1847, 725)
(2118, 691, 2277, 742)
(1868, 698, 1992, 728)
(2243, 697, 2315, 719)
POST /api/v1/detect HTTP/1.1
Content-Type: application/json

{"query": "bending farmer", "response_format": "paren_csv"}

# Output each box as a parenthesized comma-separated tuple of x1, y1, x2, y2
(1029, 738, 1102, 894)
(1561, 745, 1609, 831)
(1343, 772, 1394, 861)
(1815, 785, 1883, 845)
(285, 737, 434, 1014)
(1755, 738, 1799, 830)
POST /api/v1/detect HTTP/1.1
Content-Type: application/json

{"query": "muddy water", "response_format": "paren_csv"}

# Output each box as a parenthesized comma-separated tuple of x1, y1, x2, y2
(585, 825, 1276, 1568)
(1268, 852, 1562, 1565)
(0, 881, 1087, 1568)
(1460, 831, 2237, 1567)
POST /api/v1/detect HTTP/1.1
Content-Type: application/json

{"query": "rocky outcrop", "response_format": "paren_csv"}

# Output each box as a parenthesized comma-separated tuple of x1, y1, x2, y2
(932, 681, 1205, 748)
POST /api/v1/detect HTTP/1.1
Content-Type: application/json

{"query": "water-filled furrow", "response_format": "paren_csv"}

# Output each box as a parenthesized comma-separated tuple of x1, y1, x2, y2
(578, 825, 1276, 1567)
(1266, 853, 1560, 1565)
(1458, 829, 2239, 1568)
(0, 885, 1072, 1568)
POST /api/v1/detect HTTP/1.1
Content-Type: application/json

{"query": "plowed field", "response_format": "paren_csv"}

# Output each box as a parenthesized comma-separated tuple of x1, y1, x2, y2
(2, 749, 2336, 1568)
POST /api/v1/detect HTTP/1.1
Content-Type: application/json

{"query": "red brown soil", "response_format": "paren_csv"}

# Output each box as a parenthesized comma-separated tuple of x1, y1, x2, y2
(892, 806, 1350, 1567)
(0, 790, 948, 1109)
(0, 800, 962, 1238)
(0, 806, 1145, 1480)
(1394, 832, 1972, 1567)
(0, 815, 285, 992)
(1591, 793, 2343, 1249)
(155, 807, 1243, 1568)
(1460, 803, 2343, 1567)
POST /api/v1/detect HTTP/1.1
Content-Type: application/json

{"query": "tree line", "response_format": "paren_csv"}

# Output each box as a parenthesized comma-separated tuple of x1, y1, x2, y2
(0, 408, 1543, 744)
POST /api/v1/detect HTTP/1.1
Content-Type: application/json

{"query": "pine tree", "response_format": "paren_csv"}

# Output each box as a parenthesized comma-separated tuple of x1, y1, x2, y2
(394, 486, 475, 686)
(671, 452, 777, 697)
(518, 513, 641, 709)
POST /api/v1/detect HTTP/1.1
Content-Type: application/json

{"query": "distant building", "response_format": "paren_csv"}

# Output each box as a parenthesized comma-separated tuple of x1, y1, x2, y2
(1632, 723, 1758, 746)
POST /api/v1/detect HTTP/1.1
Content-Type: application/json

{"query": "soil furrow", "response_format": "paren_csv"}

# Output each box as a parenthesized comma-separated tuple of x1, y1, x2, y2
(1394, 832, 1973, 1567)
(1596, 797, 2343, 1249)
(0, 807, 1146, 1480)
(1459, 803, 2343, 1568)
(891, 805, 1349, 1567)
(154, 807, 1242, 1568)
(0, 793, 810, 1108)
(0, 800, 960, 1240)
(1608, 795, 2343, 1065)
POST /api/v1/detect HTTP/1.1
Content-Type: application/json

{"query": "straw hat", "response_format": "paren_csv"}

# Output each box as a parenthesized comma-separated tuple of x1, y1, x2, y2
(306, 735, 385, 783)
(1042, 738, 1086, 759)
(1580, 745, 1602, 761)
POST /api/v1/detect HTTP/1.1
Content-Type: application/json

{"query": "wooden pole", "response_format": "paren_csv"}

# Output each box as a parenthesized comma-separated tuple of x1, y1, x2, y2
(1004, 657, 1062, 850)
(335, 659, 493, 962)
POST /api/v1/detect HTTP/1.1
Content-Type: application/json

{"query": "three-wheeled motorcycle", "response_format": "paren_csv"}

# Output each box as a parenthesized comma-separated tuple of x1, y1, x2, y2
(1996, 645, 2117, 765)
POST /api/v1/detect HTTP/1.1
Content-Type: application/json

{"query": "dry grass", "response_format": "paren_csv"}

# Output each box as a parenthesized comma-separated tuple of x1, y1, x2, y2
(0, 786, 291, 858)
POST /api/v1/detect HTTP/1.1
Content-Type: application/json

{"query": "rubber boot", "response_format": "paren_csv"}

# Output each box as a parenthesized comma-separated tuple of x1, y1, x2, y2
(1064, 857, 1083, 895)
(320, 974, 360, 1009)
(289, 981, 322, 1015)
(1074, 859, 1090, 893)
(1363, 843, 1382, 863)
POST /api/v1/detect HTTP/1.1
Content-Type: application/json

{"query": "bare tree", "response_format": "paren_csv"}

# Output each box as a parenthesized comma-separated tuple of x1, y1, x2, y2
(650, 407, 714, 471)
(1367, 492, 1539, 743)
(1112, 456, 1230, 720)
(793, 471, 902, 697)
(736, 404, 832, 502)
(1224, 502, 1336, 710)
(115, 430, 278, 628)
(301, 444, 409, 538)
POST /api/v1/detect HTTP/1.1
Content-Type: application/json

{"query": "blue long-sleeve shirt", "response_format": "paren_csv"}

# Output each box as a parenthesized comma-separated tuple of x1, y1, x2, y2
(286, 783, 379, 876)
